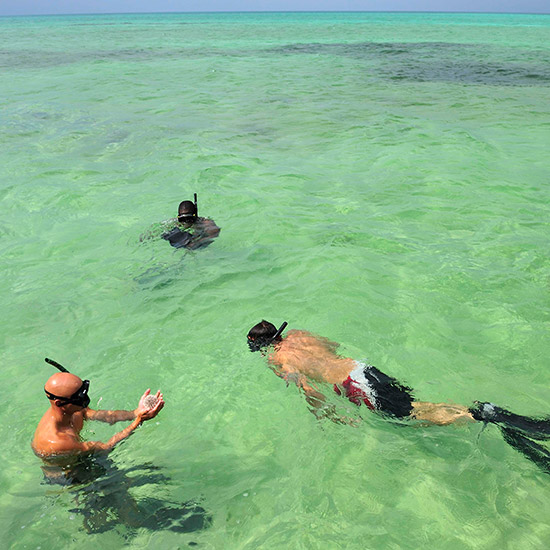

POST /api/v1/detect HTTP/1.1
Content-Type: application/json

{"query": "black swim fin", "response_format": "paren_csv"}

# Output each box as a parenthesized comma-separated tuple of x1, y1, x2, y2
(500, 426, 550, 475)
(470, 402, 550, 441)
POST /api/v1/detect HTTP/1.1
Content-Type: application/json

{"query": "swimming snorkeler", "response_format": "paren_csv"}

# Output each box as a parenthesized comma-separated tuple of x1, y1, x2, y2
(247, 320, 550, 472)
(141, 194, 220, 250)
(32, 358, 164, 478)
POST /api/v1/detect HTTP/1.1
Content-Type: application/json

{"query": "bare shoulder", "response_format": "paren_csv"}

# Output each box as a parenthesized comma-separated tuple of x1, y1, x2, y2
(285, 329, 315, 342)
(286, 329, 310, 337)
(32, 430, 85, 459)
(285, 330, 333, 348)
(198, 217, 220, 235)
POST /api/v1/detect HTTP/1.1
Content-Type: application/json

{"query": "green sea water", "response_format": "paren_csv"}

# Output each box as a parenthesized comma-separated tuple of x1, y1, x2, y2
(1, 11, 549, 549)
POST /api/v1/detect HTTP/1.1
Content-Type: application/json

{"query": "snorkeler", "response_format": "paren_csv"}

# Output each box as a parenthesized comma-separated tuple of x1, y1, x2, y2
(141, 194, 220, 250)
(33, 360, 211, 534)
(32, 359, 164, 469)
(247, 320, 550, 472)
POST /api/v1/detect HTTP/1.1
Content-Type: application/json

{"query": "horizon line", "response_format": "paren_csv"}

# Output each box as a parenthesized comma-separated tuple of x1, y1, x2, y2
(1, 10, 549, 18)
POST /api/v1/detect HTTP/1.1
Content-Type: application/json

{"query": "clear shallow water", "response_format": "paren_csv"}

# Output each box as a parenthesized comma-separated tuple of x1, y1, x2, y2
(1, 11, 549, 549)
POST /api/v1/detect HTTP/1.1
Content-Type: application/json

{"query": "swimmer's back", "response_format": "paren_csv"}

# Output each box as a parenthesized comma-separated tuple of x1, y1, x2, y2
(272, 330, 354, 384)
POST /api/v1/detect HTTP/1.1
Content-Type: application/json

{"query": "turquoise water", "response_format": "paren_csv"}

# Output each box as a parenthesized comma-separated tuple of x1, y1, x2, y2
(1, 11, 550, 549)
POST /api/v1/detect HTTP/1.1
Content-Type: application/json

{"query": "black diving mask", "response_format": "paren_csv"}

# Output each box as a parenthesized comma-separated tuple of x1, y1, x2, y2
(247, 321, 288, 352)
(178, 214, 196, 224)
(247, 336, 269, 352)
(45, 379, 90, 408)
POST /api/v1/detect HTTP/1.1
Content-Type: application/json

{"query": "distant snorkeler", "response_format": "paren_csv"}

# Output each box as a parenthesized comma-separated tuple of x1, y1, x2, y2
(141, 194, 220, 250)
(247, 320, 550, 474)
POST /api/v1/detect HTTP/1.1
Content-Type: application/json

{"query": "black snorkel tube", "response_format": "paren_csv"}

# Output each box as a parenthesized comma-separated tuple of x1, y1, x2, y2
(45, 357, 69, 373)
(272, 321, 288, 342)
(194, 193, 198, 217)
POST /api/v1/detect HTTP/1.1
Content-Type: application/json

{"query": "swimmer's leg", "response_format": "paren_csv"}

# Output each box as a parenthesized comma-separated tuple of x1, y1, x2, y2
(469, 402, 550, 440)
(410, 402, 476, 426)
(500, 426, 550, 474)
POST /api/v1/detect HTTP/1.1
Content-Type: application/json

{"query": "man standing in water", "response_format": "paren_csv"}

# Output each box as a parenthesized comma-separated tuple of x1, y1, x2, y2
(246, 320, 550, 473)
(32, 362, 211, 534)
(32, 368, 164, 463)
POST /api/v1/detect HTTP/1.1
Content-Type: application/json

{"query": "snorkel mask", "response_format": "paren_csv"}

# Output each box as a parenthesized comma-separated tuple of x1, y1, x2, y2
(44, 357, 91, 408)
(247, 322, 288, 352)
(177, 193, 198, 224)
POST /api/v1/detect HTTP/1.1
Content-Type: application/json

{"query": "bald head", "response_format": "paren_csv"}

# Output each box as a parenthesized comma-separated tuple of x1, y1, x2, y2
(45, 372, 83, 399)
(44, 372, 90, 409)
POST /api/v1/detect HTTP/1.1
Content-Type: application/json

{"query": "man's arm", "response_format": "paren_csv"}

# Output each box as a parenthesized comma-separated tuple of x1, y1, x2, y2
(273, 367, 356, 426)
(272, 367, 327, 410)
(185, 218, 220, 250)
(79, 416, 144, 453)
(294, 376, 354, 425)
(78, 391, 164, 454)
(84, 389, 161, 424)
(282, 372, 327, 406)
(85, 408, 136, 424)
